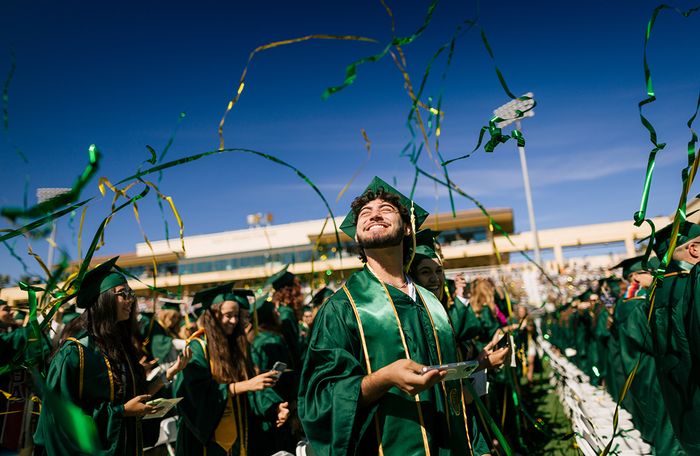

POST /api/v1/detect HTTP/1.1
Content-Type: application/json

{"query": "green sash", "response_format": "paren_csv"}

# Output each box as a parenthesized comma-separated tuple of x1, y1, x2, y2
(342, 267, 472, 455)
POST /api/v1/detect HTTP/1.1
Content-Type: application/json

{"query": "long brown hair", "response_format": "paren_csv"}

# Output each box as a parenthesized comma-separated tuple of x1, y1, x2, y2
(201, 302, 254, 384)
(59, 288, 146, 396)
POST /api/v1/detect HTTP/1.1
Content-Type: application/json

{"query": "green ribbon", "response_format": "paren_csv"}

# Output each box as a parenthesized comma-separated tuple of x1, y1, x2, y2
(2, 48, 15, 132)
(1, 144, 100, 222)
(403, 18, 478, 217)
(38, 187, 152, 332)
(414, 167, 560, 293)
(34, 369, 101, 453)
(114, 147, 343, 257)
(463, 380, 513, 456)
(322, 0, 440, 99)
(602, 10, 700, 455)
(152, 112, 186, 243)
(0, 198, 92, 243)
(633, 5, 699, 226)
(441, 29, 534, 166)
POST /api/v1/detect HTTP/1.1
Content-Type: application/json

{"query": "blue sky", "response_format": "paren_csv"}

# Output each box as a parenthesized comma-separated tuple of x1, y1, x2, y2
(1, 0, 699, 281)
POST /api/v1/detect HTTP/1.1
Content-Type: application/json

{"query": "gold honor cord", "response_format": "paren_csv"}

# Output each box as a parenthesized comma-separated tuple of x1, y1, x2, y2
(217, 34, 378, 150)
(415, 287, 473, 456)
(600, 7, 700, 455)
(341, 285, 385, 455)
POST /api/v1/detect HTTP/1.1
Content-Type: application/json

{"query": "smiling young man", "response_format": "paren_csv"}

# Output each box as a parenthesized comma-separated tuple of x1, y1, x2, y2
(298, 177, 487, 456)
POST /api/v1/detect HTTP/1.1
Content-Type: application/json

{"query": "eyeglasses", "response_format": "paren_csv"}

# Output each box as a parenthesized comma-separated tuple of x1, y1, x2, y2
(114, 289, 136, 300)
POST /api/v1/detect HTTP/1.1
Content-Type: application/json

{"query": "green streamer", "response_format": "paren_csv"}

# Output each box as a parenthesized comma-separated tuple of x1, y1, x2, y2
(2, 239, 31, 277)
(38, 187, 152, 332)
(34, 370, 100, 453)
(405, 18, 477, 216)
(322, 0, 440, 99)
(463, 380, 513, 456)
(633, 4, 699, 226)
(415, 167, 560, 291)
(0, 198, 92, 243)
(2, 49, 15, 132)
(602, 10, 700, 454)
(156, 111, 187, 246)
(1, 144, 101, 222)
(114, 147, 344, 257)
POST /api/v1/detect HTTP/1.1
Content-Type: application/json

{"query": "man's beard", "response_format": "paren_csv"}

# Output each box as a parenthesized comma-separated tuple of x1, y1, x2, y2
(357, 224, 405, 250)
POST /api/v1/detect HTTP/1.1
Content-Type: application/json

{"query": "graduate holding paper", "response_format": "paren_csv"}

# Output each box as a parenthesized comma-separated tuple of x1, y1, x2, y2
(174, 284, 289, 456)
(34, 257, 190, 456)
(298, 177, 488, 456)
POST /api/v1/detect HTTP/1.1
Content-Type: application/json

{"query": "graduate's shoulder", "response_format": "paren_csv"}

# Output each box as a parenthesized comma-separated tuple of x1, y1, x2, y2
(317, 286, 354, 313)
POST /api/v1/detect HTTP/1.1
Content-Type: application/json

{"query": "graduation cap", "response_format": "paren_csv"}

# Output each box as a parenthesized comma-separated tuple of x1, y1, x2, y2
(158, 298, 183, 312)
(643, 218, 700, 259)
(253, 294, 276, 324)
(413, 229, 441, 261)
(61, 304, 81, 324)
(76, 257, 127, 309)
(191, 283, 235, 311)
(310, 287, 334, 308)
(339, 176, 429, 239)
(231, 289, 255, 311)
(600, 276, 622, 296)
(610, 255, 660, 279)
(265, 265, 296, 291)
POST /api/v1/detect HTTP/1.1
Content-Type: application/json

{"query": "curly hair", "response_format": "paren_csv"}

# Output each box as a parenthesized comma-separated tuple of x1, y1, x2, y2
(350, 188, 412, 264)
(201, 303, 254, 384)
(271, 279, 304, 319)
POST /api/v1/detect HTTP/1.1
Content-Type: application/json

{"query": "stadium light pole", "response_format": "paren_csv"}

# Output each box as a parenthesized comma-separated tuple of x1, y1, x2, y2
(36, 187, 72, 270)
(493, 93, 542, 266)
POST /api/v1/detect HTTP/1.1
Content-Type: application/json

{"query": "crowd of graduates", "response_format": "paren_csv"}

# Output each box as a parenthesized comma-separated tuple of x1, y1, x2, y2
(541, 219, 700, 455)
(0, 234, 555, 455)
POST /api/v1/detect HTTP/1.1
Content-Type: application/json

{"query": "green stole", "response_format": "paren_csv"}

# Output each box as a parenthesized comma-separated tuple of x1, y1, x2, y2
(342, 267, 471, 455)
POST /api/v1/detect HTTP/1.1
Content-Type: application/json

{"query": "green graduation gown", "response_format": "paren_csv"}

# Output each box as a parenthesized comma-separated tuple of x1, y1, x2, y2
(606, 296, 638, 404)
(250, 329, 296, 454)
(142, 319, 178, 363)
(593, 306, 611, 385)
(649, 263, 691, 454)
(278, 305, 303, 368)
(174, 335, 254, 456)
(618, 293, 659, 442)
(298, 267, 483, 456)
(34, 331, 142, 456)
(446, 298, 481, 358)
(671, 262, 700, 453)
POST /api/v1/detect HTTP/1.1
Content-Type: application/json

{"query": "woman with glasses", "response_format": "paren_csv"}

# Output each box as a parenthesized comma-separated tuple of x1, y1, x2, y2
(34, 257, 190, 456)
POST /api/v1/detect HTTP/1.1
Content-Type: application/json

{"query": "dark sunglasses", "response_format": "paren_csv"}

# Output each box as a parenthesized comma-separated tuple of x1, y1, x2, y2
(114, 289, 136, 300)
